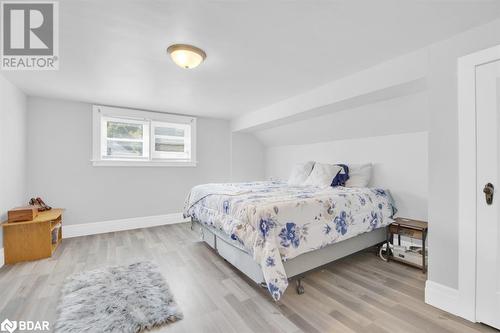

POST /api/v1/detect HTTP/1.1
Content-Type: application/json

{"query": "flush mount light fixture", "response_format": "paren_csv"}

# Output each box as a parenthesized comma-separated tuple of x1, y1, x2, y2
(167, 44, 206, 69)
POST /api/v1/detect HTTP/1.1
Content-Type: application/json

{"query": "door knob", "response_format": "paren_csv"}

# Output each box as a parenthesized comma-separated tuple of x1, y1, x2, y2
(483, 183, 494, 205)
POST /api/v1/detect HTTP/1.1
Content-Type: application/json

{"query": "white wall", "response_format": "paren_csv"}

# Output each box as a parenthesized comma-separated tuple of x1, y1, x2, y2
(0, 74, 27, 248)
(26, 97, 233, 226)
(230, 133, 265, 182)
(426, 17, 500, 290)
(265, 132, 428, 220)
(257, 92, 429, 220)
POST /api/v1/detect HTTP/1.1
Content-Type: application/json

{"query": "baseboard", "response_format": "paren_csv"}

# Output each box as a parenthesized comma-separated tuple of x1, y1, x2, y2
(63, 213, 189, 238)
(0, 248, 4, 269)
(425, 280, 460, 317)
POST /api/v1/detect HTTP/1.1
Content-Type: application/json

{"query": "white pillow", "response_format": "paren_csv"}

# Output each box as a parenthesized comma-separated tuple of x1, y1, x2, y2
(288, 161, 315, 185)
(345, 163, 372, 187)
(303, 163, 343, 187)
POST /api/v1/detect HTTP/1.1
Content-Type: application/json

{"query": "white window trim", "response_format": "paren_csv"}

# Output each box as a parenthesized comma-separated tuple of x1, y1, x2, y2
(92, 105, 197, 167)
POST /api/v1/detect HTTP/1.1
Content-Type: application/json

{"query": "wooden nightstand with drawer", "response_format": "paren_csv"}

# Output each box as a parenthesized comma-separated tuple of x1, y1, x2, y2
(386, 217, 428, 273)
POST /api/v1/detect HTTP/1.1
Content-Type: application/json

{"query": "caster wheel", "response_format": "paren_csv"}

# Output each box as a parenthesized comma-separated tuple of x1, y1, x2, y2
(379, 242, 392, 262)
(296, 285, 305, 295)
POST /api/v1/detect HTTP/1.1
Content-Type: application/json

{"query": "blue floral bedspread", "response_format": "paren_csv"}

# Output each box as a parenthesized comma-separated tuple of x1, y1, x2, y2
(183, 181, 396, 300)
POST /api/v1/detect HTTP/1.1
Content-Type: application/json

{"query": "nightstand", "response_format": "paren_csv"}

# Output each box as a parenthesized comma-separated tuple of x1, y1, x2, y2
(386, 217, 428, 273)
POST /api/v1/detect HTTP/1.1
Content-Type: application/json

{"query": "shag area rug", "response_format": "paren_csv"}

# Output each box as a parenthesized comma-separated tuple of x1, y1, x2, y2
(54, 261, 183, 333)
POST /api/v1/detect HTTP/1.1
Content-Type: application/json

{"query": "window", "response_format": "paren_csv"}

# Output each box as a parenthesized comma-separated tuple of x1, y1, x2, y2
(102, 117, 149, 160)
(151, 121, 191, 160)
(92, 105, 196, 166)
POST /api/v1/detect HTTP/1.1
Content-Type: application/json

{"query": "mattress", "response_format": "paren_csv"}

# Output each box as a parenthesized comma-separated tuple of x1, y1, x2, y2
(184, 181, 396, 300)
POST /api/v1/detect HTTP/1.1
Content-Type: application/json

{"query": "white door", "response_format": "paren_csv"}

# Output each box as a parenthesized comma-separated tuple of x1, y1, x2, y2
(476, 60, 500, 329)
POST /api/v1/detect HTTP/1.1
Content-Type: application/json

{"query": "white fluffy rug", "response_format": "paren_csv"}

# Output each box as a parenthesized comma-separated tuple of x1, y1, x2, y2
(55, 261, 183, 333)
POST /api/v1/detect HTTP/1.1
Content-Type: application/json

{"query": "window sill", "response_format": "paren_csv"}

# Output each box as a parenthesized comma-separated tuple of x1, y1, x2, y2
(91, 160, 197, 167)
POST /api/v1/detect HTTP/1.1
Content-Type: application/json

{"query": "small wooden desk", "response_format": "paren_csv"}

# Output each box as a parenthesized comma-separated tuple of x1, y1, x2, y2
(2, 209, 63, 264)
(387, 217, 428, 273)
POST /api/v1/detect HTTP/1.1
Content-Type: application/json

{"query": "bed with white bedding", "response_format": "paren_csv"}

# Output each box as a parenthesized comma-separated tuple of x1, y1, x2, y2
(183, 180, 396, 300)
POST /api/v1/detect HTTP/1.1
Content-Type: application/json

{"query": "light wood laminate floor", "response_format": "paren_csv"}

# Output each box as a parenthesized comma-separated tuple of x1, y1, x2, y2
(0, 223, 497, 333)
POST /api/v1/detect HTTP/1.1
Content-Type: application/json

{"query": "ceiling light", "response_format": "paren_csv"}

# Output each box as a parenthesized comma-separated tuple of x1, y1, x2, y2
(167, 44, 206, 69)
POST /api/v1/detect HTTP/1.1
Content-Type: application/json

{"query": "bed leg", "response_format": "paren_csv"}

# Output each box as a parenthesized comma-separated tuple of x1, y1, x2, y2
(190, 219, 194, 231)
(296, 277, 305, 295)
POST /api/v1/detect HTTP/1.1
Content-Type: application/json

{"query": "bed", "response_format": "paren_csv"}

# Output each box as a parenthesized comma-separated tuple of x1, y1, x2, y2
(183, 180, 396, 300)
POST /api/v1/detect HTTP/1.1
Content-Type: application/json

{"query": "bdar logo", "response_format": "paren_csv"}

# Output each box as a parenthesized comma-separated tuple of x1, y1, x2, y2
(0, 319, 17, 333)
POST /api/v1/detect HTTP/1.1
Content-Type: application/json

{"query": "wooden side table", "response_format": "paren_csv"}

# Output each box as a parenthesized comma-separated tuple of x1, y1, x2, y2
(2, 208, 63, 264)
(386, 217, 428, 273)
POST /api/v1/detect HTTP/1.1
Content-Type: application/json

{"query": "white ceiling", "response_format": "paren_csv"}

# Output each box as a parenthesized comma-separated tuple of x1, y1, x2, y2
(4, 0, 500, 119)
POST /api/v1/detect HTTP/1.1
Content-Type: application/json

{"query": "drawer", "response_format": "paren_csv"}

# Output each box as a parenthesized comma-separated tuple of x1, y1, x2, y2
(201, 227, 216, 249)
(217, 236, 265, 284)
(389, 225, 423, 239)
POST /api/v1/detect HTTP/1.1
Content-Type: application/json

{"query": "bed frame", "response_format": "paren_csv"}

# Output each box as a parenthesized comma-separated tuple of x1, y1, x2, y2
(191, 218, 386, 295)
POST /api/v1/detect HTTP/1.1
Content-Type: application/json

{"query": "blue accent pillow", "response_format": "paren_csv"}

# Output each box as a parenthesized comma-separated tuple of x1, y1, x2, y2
(331, 164, 350, 187)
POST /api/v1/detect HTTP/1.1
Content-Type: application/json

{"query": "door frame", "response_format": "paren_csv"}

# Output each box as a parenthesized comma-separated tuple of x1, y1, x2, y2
(458, 44, 500, 322)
